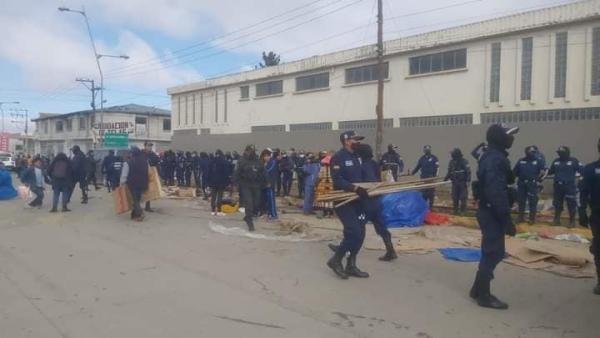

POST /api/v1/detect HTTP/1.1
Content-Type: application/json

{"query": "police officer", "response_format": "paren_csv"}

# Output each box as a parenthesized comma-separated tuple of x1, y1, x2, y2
(295, 151, 306, 198)
(470, 124, 519, 310)
(327, 131, 370, 279)
(329, 143, 397, 262)
(175, 151, 186, 187)
(412, 145, 439, 208)
(548, 146, 584, 227)
(101, 150, 117, 192)
(444, 148, 471, 215)
(579, 137, 600, 295)
(513, 146, 545, 224)
(191, 151, 201, 188)
(184, 151, 193, 187)
(381, 144, 404, 181)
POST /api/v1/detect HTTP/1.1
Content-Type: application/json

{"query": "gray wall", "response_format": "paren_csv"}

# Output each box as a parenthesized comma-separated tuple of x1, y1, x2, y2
(173, 120, 600, 169)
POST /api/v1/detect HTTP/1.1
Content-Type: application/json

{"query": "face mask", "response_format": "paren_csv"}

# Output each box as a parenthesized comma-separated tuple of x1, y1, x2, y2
(351, 142, 361, 151)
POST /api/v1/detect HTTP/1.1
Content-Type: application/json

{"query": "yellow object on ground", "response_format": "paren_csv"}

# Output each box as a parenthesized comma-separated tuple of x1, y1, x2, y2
(221, 204, 239, 213)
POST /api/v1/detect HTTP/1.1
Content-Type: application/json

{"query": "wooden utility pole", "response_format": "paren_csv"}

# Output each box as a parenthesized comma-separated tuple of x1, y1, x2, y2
(375, 0, 384, 160)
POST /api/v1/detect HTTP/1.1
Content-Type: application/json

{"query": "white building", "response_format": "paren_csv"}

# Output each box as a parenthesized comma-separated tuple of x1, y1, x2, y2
(167, 0, 600, 163)
(32, 104, 172, 156)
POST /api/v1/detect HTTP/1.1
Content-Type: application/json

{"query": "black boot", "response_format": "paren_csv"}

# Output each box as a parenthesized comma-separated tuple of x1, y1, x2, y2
(379, 237, 398, 261)
(469, 272, 481, 299)
(345, 254, 369, 278)
(244, 216, 255, 232)
(327, 250, 348, 279)
(528, 211, 536, 225)
(594, 268, 600, 295)
(476, 275, 508, 310)
(568, 211, 576, 228)
(328, 243, 340, 252)
(553, 211, 561, 226)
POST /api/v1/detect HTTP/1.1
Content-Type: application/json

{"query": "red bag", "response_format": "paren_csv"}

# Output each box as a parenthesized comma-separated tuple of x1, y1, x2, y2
(424, 212, 450, 225)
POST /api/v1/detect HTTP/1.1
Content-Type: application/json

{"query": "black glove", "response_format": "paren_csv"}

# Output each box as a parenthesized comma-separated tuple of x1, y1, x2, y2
(355, 186, 369, 199)
(505, 218, 516, 237)
(579, 207, 589, 228)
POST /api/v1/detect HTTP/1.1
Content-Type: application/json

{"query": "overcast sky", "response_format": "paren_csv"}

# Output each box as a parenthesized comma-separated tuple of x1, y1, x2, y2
(0, 0, 579, 131)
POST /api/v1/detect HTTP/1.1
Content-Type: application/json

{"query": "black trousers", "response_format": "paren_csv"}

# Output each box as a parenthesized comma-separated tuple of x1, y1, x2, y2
(29, 186, 44, 207)
(477, 206, 506, 280)
(553, 182, 577, 217)
(517, 181, 539, 219)
(590, 209, 600, 271)
(211, 188, 224, 212)
(240, 185, 261, 220)
(422, 188, 435, 208)
(451, 182, 468, 213)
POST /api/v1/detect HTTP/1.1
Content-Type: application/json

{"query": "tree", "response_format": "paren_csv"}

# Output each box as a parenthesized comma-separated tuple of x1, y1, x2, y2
(258, 51, 281, 68)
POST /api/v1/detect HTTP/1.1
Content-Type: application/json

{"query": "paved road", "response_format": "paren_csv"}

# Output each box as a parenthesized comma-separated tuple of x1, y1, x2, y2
(0, 189, 597, 338)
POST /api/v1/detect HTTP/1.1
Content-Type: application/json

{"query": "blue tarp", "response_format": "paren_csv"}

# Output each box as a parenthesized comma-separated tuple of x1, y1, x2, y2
(438, 248, 481, 262)
(379, 191, 428, 228)
(0, 169, 17, 200)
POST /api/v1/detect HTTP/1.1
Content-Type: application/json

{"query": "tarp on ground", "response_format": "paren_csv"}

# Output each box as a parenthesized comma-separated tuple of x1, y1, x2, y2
(0, 169, 17, 200)
(438, 248, 481, 262)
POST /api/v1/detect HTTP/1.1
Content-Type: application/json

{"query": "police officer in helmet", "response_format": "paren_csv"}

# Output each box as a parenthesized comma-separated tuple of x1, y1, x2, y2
(579, 137, 600, 295)
(548, 146, 584, 227)
(470, 124, 519, 310)
(444, 148, 471, 215)
(326, 131, 370, 279)
(513, 146, 545, 224)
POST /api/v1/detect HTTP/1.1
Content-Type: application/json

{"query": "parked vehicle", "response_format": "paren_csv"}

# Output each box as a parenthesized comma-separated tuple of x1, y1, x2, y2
(0, 152, 15, 171)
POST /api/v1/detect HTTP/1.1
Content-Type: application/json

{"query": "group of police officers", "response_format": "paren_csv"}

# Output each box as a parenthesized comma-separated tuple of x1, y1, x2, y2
(327, 125, 600, 310)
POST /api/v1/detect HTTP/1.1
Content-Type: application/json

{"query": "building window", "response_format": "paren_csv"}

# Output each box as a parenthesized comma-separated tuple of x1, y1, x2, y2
(65, 119, 72, 132)
(345, 63, 389, 84)
(521, 37, 533, 100)
(296, 72, 329, 92)
(251, 125, 286, 132)
(490, 42, 501, 103)
(43, 121, 48, 134)
(409, 49, 467, 76)
(240, 86, 249, 99)
(555, 32, 568, 98)
(256, 80, 283, 97)
(163, 119, 171, 131)
(338, 119, 393, 130)
(592, 27, 600, 95)
(55, 120, 63, 133)
(135, 117, 147, 125)
(177, 96, 182, 127)
(79, 117, 86, 130)
(289, 122, 332, 131)
(481, 108, 600, 124)
(399, 114, 473, 127)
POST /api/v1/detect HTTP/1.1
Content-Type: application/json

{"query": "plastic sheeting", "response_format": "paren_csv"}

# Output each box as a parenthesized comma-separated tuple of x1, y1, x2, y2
(0, 170, 17, 200)
(209, 222, 324, 242)
(438, 248, 481, 262)
(378, 191, 428, 228)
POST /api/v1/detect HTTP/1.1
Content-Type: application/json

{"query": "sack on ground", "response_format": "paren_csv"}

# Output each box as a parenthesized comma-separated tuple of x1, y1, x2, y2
(142, 166, 163, 203)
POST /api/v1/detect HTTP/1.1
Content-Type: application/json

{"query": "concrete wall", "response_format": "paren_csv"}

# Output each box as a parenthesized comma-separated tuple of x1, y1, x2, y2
(173, 120, 600, 168)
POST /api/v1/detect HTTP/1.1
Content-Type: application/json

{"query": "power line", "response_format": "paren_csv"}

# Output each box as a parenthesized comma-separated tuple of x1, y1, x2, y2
(104, 0, 351, 77)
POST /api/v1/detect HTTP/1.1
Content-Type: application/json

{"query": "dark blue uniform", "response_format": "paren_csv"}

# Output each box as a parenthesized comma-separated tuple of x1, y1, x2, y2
(445, 156, 471, 214)
(381, 151, 403, 181)
(360, 159, 391, 243)
(476, 147, 514, 281)
(184, 154, 193, 187)
(330, 148, 367, 255)
(513, 157, 544, 222)
(548, 157, 583, 223)
(580, 159, 600, 276)
(175, 153, 186, 186)
(412, 154, 439, 207)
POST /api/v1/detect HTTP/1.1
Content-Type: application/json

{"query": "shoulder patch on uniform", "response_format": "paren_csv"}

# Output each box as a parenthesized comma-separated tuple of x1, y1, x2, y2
(344, 160, 354, 167)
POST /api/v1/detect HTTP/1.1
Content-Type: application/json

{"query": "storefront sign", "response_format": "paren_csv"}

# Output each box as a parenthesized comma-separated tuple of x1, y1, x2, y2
(103, 133, 129, 148)
(93, 121, 134, 136)
(0, 133, 9, 152)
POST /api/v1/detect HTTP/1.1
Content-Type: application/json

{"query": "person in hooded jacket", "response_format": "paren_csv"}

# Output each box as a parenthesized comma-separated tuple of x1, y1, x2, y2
(199, 152, 211, 200)
(69, 145, 88, 204)
(234, 145, 267, 231)
(175, 151, 186, 187)
(470, 123, 519, 310)
(302, 153, 320, 215)
(86, 150, 100, 191)
(444, 148, 471, 215)
(208, 150, 232, 215)
(184, 151, 193, 187)
(47, 152, 72, 212)
(548, 146, 584, 227)
(102, 150, 117, 192)
(279, 152, 294, 196)
(295, 151, 306, 198)
(120, 146, 149, 221)
(263, 149, 278, 220)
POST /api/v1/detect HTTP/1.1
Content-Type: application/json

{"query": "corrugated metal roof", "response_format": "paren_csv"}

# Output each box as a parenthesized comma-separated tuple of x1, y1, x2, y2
(168, 0, 600, 94)
(32, 104, 171, 122)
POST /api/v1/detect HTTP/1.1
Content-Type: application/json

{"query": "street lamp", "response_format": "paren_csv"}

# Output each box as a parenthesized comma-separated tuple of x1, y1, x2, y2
(58, 7, 129, 111)
(0, 101, 20, 134)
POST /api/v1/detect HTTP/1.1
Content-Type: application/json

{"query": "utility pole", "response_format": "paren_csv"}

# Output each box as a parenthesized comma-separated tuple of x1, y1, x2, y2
(0, 101, 20, 134)
(76, 78, 98, 112)
(9, 108, 29, 154)
(375, 0, 385, 160)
